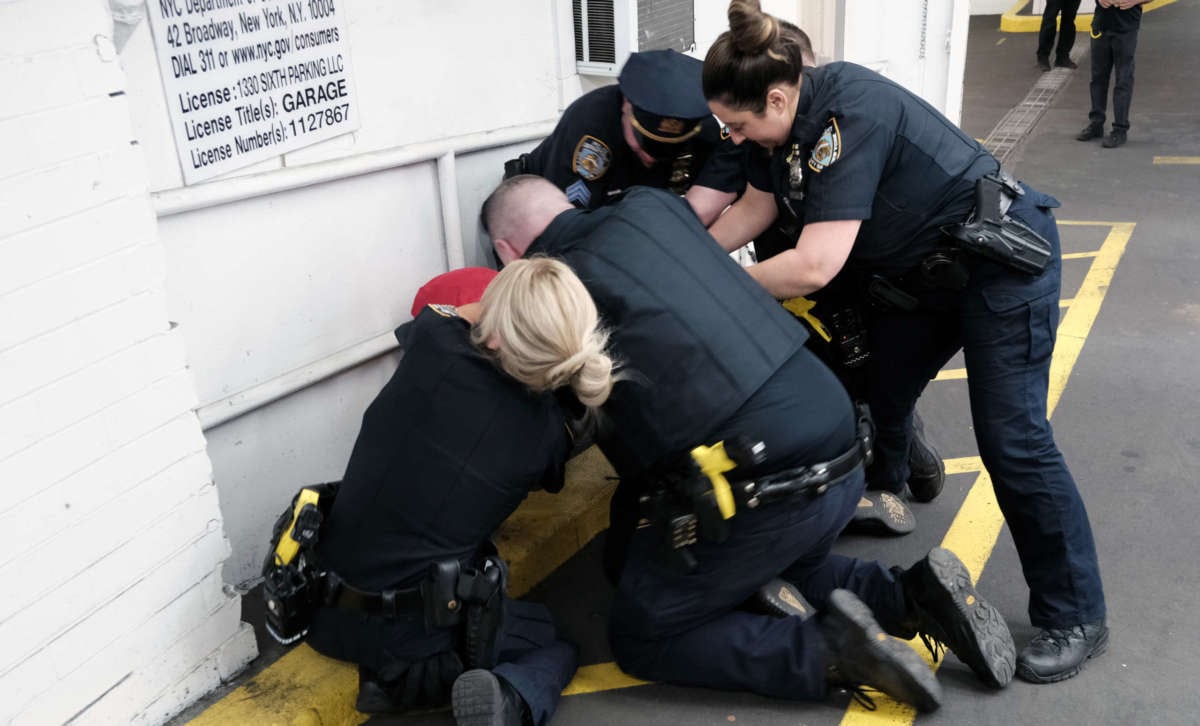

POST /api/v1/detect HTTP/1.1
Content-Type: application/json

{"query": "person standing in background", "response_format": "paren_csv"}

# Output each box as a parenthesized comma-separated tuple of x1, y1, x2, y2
(1077, 0, 1150, 148)
(1037, 0, 1083, 71)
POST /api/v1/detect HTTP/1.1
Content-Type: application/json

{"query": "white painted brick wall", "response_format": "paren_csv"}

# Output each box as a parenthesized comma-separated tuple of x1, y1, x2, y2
(0, 1, 256, 723)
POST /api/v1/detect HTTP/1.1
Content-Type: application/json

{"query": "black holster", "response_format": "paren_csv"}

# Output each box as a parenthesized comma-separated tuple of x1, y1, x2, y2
(503, 154, 530, 179)
(943, 173, 1052, 276)
(457, 557, 508, 669)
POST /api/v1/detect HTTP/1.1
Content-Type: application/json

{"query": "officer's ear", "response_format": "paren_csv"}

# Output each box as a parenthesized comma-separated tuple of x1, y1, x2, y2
(765, 86, 791, 115)
(493, 238, 521, 266)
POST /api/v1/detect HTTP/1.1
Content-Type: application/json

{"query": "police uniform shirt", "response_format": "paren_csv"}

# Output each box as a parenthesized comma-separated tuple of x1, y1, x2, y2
(524, 187, 809, 473)
(318, 305, 570, 591)
(523, 85, 745, 209)
(747, 62, 998, 276)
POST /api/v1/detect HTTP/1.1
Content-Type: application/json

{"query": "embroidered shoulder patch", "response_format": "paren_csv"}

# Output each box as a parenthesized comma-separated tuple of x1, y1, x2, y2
(426, 303, 459, 318)
(565, 178, 592, 207)
(573, 135, 611, 181)
(808, 118, 842, 173)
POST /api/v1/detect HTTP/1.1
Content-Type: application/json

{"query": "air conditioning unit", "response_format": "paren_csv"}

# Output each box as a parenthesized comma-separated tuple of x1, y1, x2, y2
(574, 0, 695, 76)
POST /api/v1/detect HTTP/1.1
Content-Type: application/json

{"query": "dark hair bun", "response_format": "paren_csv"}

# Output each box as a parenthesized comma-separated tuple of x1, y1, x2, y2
(728, 0, 778, 55)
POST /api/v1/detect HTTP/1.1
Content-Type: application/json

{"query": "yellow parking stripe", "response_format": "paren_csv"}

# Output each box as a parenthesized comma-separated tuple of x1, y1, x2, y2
(1153, 156, 1200, 165)
(1001, 0, 1177, 33)
(563, 662, 650, 696)
(840, 220, 1134, 724)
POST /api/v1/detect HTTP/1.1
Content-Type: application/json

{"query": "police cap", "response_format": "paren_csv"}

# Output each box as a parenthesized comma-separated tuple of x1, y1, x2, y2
(618, 50, 709, 158)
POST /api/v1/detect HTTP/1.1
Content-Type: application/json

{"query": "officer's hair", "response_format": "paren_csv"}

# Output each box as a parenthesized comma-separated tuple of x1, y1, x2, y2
(702, 0, 811, 113)
(473, 257, 617, 408)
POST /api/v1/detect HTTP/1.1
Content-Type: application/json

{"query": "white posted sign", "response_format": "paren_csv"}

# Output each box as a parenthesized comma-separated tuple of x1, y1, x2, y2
(146, 0, 360, 184)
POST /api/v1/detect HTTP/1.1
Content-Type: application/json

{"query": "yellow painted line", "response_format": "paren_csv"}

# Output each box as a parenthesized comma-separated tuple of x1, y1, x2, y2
(1001, 0, 1177, 33)
(1062, 250, 1099, 259)
(1154, 156, 1200, 165)
(840, 220, 1134, 724)
(1060, 297, 1074, 307)
(933, 367, 966, 381)
(562, 662, 650, 696)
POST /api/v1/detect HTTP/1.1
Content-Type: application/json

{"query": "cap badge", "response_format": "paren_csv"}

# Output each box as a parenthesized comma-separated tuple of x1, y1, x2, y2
(808, 117, 842, 173)
(573, 135, 612, 181)
(657, 117, 686, 135)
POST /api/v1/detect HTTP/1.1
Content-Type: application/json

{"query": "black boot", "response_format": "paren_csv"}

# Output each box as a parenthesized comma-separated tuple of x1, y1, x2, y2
(452, 670, 531, 726)
(1036, 54, 1051, 71)
(847, 491, 917, 535)
(906, 412, 945, 503)
(1077, 123, 1105, 141)
(895, 548, 1017, 688)
(1102, 130, 1127, 148)
(821, 589, 942, 713)
(751, 577, 815, 620)
(1016, 622, 1108, 684)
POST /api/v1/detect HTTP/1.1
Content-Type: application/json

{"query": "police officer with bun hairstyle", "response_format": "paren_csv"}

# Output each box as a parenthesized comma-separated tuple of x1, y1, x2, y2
(484, 175, 1018, 711)
(701, 0, 1108, 684)
(304, 259, 617, 725)
(505, 49, 744, 224)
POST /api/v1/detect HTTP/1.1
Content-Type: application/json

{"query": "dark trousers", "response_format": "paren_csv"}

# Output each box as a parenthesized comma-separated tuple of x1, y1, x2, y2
(610, 467, 909, 700)
(1037, 0, 1083, 61)
(863, 185, 1106, 630)
(1089, 28, 1139, 132)
(309, 597, 576, 725)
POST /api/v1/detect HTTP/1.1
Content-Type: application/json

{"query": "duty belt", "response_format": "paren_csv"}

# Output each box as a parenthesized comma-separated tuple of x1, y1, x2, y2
(322, 572, 425, 618)
(732, 425, 872, 511)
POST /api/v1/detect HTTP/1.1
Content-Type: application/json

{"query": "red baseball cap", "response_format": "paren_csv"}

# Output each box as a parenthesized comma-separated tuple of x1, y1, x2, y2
(410, 267, 499, 318)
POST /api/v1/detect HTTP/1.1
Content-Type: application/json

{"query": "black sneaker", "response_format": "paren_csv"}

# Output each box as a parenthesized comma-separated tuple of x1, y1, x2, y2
(1036, 55, 1051, 71)
(906, 412, 945, 503)
(897, 548, 1017, 688)
(847, 491, 916, 535)
(1102, 131, 1127, 148)
(452, 670, 530, 726)
(1016, 622, 1108, 684)
(752, 578, 815, 620)
(1077, 123, 1105, 141)
(822, 589, 942, 713)
(1055, 57, 1078, 69)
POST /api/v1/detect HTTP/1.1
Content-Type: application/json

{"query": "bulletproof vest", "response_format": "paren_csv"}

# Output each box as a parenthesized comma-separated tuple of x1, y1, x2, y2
(529, 187, 808, 474)
(317, 308, 568, 591)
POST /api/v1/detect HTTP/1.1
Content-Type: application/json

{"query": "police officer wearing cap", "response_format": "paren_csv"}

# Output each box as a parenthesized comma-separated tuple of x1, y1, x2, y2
(483, 175, 1019, 710)
(505, 49, 743, 223)
(305, 260, 619, 725)
(701, 0, 1108, 684)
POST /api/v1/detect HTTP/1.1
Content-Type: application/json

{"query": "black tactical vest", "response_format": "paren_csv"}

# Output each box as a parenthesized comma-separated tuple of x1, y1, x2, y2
(527, 187, 807, 474)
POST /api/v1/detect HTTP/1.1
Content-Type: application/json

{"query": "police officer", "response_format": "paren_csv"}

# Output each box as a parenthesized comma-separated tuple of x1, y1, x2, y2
(506, 49, 744, 224)
(483, 175, 1018, 709)
(306, 259, 617, 725)
(701, 0, 1108, 684)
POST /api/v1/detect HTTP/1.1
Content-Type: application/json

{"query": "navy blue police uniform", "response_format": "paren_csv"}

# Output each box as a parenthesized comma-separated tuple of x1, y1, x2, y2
(307, 305, 576, 725)
(1086, 4, 1144, 138)
(746, 61, 1106, 632)
(512, 50, 744, 209)
(524, 186, 915, 699)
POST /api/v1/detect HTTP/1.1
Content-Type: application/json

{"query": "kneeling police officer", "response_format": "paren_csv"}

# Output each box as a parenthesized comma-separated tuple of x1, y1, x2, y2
(484, 176, 1018, 709)
(265, 260, 616, 725)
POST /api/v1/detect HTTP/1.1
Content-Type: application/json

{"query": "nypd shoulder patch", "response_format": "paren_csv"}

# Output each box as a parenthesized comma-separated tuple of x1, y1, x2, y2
(808, 118, 842, 173)
(573, 135, 611, 181)
(426, 303, 459, 318)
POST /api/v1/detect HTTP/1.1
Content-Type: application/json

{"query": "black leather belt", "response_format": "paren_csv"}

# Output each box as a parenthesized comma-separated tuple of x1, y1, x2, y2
(322, 572, 424, 618)
(732, 411, 874, 509)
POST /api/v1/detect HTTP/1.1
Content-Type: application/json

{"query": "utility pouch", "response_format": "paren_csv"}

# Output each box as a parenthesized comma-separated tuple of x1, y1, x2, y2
(866, 275, 919, 312)
(262, 482, 340, 645)
(944, 174, 1052, 276)
(503, 153, 530, 179)
(421, 560, 463, 629)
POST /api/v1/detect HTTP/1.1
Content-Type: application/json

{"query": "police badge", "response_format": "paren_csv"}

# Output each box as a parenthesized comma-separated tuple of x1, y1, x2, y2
(808, 118, 842, 173)
(573, 135, 612, 181)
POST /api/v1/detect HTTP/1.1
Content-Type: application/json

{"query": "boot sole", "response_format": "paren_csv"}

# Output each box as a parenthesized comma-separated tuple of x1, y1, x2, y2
(848, 492, 916, 535)
(755, 578, 815, 620)
(1015, 629, 1109, 684)
(829, 589, 943, 713)
(923, 548, 1017, 688)
(451, 669, 517, 726)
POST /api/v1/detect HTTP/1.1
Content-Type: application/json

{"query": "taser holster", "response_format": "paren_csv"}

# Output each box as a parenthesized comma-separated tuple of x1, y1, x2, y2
(943, 172, 1052, 276)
